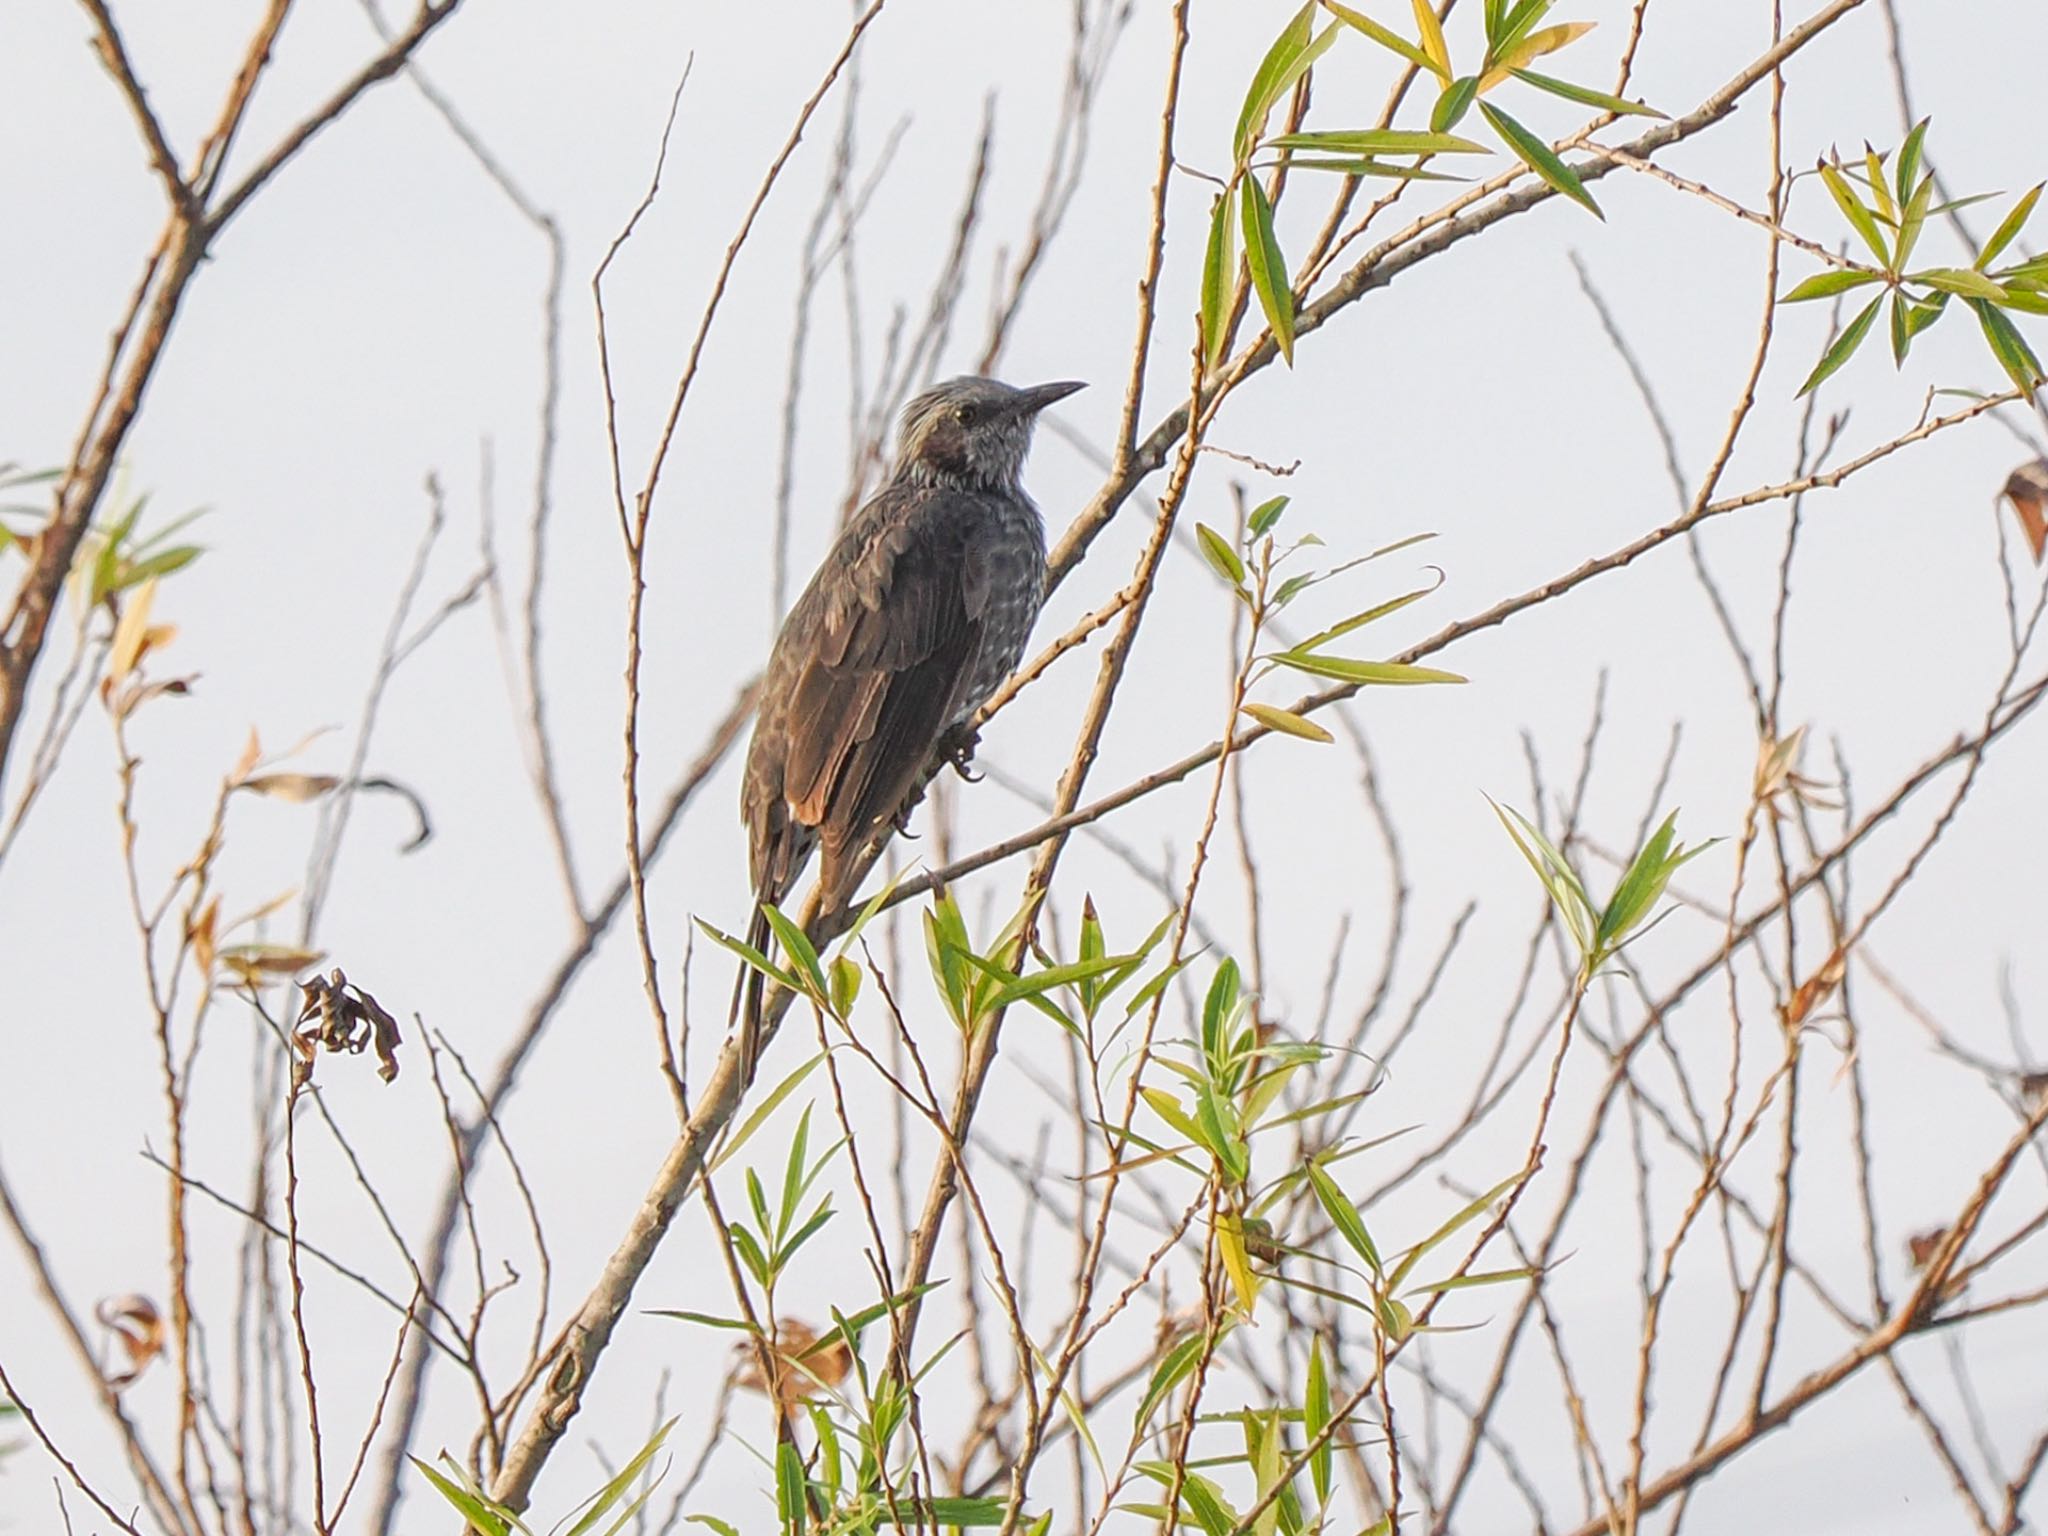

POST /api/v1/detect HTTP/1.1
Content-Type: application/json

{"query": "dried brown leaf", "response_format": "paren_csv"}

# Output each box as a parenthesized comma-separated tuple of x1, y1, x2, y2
(2002, 460, 2048, 565)
(94, 1294, 163, 1389)
(239, 772, 341, 804)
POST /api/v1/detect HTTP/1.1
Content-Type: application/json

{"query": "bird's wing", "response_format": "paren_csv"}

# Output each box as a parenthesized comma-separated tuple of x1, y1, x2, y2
(778, 489, 993, 892)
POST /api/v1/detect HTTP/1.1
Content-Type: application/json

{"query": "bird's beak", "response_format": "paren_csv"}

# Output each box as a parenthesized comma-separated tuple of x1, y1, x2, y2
(1016, 379, 1086, 416)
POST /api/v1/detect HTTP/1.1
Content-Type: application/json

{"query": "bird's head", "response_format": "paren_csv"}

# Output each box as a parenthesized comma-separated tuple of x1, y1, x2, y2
(894, 376, 1084, 492)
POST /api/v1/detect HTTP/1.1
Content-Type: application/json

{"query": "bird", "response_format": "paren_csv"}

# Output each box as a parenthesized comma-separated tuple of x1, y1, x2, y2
(733, 374, 1083, 1074)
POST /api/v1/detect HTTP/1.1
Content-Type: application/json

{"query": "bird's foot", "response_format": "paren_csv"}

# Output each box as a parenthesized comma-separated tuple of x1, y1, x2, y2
(942, 724, 983, 783)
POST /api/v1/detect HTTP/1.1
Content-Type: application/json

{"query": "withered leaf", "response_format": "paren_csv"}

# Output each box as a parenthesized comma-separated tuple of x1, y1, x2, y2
(188, 895, 219, 980)
(2002, 460, 2048, 565)
(239, 772, 341, 803)
(734, 1318, 852, 1419)
(294, 969, 403, 1083)
(94, 1294, 163, 1389)
(106, 577, 159, 687)
(218, 944, 323, 986)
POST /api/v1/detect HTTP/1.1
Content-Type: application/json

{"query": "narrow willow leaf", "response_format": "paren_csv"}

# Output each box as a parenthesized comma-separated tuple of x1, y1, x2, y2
(693, 919, 798, 997)
(1491, 0, 1554, 52)
(1236, 8, 1339, 165)
(1796, 294, 1882, 396)
(759, 902, 826, 1000)
(1410, 0, 1453, 78)
(1201, 188, 1238, 371)
(1894, 117, 1928, 207)
(1477, 20, 1593, 91)
(1894, 170, 1935, 273)
(1817, 159, 1889, 265)
(1319, 0, 1438, 74)
(1269, 128, 1488, 156)
(1271, 156, 1466, 182)
(1306, 1339, 1333, 1505)
(708, 1054, 824, 1173)
(1306, 1159, 1382, 1272)
(1890, 290, 1912, 366)
(1403, 1264, 1539, 1294)
(1386, 1168, 1526, 1290)
(1142, 1086, 1207, 1148)
(411, 1459, 517, 1536)
(1862, 146, 1897, 226)
(1431, 74, 1480, 133)
(1479, 102, 1600, 217)
(1241, 177, 1296, 363)
(776, 1442, 808, 1532)
(1253, 1408, 1284, 1536)
(1488, 799, 1596, 955)
(563, 1419, 678, 1536)
(1779, 268, 1882, 303)
(1509, 67, 1664, 117)
(1135, 1329, 1215, 1429)
(1196, 522, 1248, 587)
(921, 1498, 1015, 1526)
(1242, 702, 1334, 743)
(1288, 578, 1440, 652)
(1979, 184, 2043, 273)
(1916, 267, 2010, 302)
(1271, 652, 1466, 685)
(1973, 298, 2044, 401)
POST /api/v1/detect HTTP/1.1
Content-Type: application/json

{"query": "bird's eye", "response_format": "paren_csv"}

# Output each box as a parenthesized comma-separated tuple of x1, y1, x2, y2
(953, 403, 979, 426)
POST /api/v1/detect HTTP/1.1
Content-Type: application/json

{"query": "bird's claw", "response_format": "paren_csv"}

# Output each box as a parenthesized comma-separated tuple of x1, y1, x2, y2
(944, 726, 983, 783)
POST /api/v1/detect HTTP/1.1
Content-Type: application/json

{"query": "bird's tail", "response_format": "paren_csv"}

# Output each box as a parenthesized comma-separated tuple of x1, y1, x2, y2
(727, 901, 775, 1085)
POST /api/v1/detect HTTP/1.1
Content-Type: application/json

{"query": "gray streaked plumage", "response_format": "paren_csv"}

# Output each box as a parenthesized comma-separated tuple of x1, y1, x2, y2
(735, 375, 1081, 1065)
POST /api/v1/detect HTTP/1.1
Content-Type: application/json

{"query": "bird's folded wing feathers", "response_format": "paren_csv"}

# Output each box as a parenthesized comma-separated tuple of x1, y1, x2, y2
(781, 495, 991, 875)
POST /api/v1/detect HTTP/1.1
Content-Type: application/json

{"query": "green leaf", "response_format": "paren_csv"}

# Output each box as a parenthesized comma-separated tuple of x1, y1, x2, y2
(1796, 293, 1882, 396)
(1983, 184, 2048, 272)
(776, 1441, 808, 1532)
(1241, 702, 1334, 743)
(1403, 1264, 1539, 1295)
(1248, 495, 1290, 539)
(1387, 1168, 1526, 1291)
(1490, 0, 1554, 52)
(1268, 128, 1488, 156)
(1893, 117, 1928, 208)
(1779, 268, 1883, 304)
(1253, 1408, 1284, 1536)
(1597, 809, 1705, 948)
(411, 1458, 519, 1536)
(1268, 156, 1467, 183)
(1916, 267, 2010, 302)
(993, 950, 1145, 1010)
(1241, 177, 1296, 364)
(1488, 798, 1596, 957)
(1142, 1086, 1206, 1148)
(1136, 1328, 1217, 1429)
(1972, 297, 2044, 401)
(1305, 1339, 1334, 1505)
(1817, 158, 1889, 266)
(1478, 20, 1591, 91)
(1201, 188, 1239, 372)
(1270, 652, 1466, 686)
(563, 1419, 678, 1536)
(1893, 170, 1935, 273)
(1510, 67, 1664, 118)
(1195, 1082, 1250, 1184)
(709, 1054, 823, 1173)
(1306, 1159, 1382, 1273)
(759, 903, 827, 1001)
(1196, 522, 1248, 588)
(920, 1497, 1015, 1526)
(694, 918, 798, 998)
(1431, 74, 1480, 134)
(1319, 0, 1438, 76)
(1479, 102, 1600, 218)
(1287, 580, 1440, 653)
(828, 954, 862, 1018)
(1235, 6, 1339, 165)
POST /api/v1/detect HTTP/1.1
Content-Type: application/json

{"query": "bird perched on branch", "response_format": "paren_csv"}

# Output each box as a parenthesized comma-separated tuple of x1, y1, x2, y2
(734, 374, 1084, 1072)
